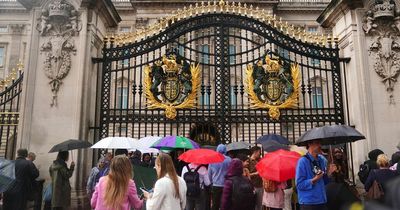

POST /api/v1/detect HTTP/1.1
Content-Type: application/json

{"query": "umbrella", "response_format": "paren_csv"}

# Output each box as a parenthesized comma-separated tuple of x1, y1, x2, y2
(151, 135, 200, 150)
(49, 139, 92, 153)
(256, 149, 301, 182)
(257, 134, 290, 145)
(296, 124, 365, 146)
(91, 137, 139, 149)
(138, 136, 163, 149)
(289, 145, 307, 156)
(226, 141, 252, 152)
(260, 140, 289, 152)
(0, 158, 15, 193)
(178, 148, 224, 164)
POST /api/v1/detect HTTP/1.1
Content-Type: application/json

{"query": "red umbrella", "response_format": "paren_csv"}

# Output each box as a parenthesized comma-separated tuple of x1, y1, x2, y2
(256, 149, 301, 182)
(178, 148, 225, 164)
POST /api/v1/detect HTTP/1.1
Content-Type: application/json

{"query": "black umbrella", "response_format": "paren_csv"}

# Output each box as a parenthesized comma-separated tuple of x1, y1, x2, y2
(49, 139, 92, 153)
(260, 140, 289, 152)
(226, 141, 252, 152)
(296, 124, 365, 146)
(0, 158, 15, 193)
(257, 134, 290, 145)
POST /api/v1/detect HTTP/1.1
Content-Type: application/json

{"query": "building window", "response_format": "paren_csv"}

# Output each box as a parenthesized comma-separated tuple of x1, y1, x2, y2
(0, 26, 8, 33)
(278, 47, 289, 59)
(118, 125, 127, 134)
(230, 86, 237, 106)
(312, 87, 323, 108)
(229, 45, 236, 64)
(311, 58, 320, 66)
(200, 44, 209, 64)
(0, 47, 4, 67)
(120, 27, 131, 32)
(200, 94, 210, 107)
(117, 87, 128, 109)
(121, 50, 129, 67)
(307, 26, 318, 33)
(281, 123, 294, 135)
(178, 45, 185, 56)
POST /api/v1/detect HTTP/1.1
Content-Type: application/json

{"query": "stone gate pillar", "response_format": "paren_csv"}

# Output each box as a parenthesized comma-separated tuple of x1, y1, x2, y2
(318, 0, 400, 182)
(17, 0, 120, 195)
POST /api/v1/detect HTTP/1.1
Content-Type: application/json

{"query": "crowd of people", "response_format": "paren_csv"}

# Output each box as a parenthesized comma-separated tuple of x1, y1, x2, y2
(1, 141, 400, 210)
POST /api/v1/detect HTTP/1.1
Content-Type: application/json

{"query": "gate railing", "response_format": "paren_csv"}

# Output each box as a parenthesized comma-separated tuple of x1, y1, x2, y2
(95, 2, 344, 146)
(0, 61, 23, 159)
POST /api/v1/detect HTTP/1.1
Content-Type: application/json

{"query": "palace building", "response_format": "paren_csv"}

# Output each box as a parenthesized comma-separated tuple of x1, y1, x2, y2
(0, 0, 399, 202)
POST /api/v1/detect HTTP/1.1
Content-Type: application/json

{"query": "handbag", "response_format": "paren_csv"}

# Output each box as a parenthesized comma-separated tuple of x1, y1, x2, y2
(366, 180, 384, 200)
(43, 183, 52, 202)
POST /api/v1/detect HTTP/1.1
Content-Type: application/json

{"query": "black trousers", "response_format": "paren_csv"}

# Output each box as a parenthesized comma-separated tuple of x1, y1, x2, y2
(211, 186, 223, 210)
(300, 204, 328, 210)
(3, 192, 27, 210)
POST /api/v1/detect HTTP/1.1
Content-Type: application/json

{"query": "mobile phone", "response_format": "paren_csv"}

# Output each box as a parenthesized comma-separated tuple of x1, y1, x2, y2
(140, 187, 148, 192)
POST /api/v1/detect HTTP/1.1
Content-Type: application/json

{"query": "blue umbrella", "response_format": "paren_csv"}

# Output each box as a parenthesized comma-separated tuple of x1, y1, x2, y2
(257, 134, 290, 145)
(260, 140, 289, 152)
(0, 158, 15, 193)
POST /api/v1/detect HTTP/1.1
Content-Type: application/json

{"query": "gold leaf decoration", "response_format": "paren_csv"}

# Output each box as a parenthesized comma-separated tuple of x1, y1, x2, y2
(246, 62, 300, 120)
(144, 63, 201, 119)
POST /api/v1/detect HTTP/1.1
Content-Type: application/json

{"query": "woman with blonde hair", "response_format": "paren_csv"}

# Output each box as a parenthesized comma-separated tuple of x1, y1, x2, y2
(144, 153, 187, 210)
(365, 154, 398, 200)
(91, 155, 143, 210)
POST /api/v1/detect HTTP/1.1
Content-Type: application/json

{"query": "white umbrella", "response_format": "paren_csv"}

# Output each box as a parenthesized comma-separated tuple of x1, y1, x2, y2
(91, 137, 139, 149)
(137, 136, 162, 149)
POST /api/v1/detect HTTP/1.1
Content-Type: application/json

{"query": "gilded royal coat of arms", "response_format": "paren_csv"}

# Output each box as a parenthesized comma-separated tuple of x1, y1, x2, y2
(144, 49, 200, 119)
(246, 54, 300, 120)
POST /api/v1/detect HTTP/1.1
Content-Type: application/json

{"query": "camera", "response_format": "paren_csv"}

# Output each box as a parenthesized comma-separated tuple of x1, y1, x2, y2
(313, 165, 323, 175)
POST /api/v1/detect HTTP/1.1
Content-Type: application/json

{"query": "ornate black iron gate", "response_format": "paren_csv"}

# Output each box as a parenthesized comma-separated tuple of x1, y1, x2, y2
(0, 62, 23, 158)
(95, 3, 344, 145)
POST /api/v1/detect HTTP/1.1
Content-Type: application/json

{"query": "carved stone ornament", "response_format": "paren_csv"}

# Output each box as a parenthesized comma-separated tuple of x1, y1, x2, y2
(363, 0, 400, 104)
(37, 0, 81, 106)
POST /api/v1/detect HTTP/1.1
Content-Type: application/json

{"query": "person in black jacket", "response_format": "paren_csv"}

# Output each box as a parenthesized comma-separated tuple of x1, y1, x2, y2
(3, 148, 39, 210)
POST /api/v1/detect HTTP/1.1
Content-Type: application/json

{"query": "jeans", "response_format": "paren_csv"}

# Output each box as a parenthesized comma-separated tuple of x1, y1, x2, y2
(211, 186, 223, 210)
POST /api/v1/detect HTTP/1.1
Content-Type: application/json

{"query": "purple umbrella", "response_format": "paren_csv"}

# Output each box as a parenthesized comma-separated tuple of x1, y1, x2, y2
(151, 135, 200, 150)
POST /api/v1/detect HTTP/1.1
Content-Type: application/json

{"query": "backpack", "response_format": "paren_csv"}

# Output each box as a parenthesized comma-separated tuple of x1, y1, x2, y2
(183, 165, 203, 197)
(263, 179, 278, 193)
(358, 162, 370, 184)
(231, 176, 256, 210)
(366, 180, 384, 200)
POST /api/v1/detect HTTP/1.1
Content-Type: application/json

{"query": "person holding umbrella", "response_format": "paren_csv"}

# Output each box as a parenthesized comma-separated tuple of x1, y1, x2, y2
(3, 148, 39, 210)
(248, 146, 263, 210)
(295, 140, 335, 210)
(49, 151, 75, 210)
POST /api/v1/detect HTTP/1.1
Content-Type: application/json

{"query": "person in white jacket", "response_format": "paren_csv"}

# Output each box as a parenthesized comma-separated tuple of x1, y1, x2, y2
(144, 153, 187, 210)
